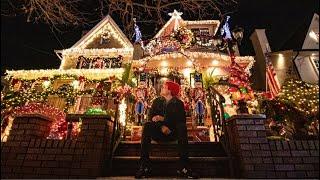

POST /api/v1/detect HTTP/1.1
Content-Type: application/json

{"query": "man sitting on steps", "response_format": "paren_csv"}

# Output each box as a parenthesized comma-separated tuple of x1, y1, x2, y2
(135, 80, 199, 179)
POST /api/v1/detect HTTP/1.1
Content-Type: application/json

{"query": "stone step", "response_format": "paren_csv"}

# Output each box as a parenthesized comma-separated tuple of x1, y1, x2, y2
(125, 134, 195, 142)
(125, 126, 210, 142)
(110, 156, 232, 177)
(114, 141, 226, 157)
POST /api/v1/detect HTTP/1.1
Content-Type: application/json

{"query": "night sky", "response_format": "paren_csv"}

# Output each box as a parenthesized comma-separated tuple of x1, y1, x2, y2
(1, 0, 319, 74)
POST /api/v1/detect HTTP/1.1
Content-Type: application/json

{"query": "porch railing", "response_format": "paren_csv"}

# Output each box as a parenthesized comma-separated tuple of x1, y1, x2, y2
(207, 86, 226, 143)
(207, 85, 235, 177)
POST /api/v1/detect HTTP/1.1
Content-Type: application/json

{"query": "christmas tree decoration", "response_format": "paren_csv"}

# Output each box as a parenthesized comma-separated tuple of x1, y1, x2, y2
(226, 52, 254, 111)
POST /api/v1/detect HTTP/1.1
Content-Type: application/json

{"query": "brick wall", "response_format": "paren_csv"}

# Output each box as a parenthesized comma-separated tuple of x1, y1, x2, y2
(226, 114, 319, 179)
(269, 140, 319, 178)
(1, 114, 114, 179)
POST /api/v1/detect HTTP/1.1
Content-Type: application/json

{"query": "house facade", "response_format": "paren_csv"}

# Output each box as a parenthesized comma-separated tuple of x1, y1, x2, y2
(1, 11, 255, 142)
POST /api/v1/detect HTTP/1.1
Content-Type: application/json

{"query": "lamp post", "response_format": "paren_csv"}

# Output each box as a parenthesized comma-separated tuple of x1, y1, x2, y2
(232, 26, 244, 45)
(214, 19, 249, 114)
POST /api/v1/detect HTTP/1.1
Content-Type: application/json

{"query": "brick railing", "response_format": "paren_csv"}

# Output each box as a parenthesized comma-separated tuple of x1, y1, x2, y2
(226, 114, 319, 179)
(1, 114, 114, 179)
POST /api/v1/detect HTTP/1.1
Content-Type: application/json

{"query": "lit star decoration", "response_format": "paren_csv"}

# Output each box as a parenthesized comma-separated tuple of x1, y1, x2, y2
(168, 10, 183, 31)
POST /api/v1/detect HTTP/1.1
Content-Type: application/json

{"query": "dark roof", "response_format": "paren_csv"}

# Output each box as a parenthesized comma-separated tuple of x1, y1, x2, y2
(273, 14, 315, 51)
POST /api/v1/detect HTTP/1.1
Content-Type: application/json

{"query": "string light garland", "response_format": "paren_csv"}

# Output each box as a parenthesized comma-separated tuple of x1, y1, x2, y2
(2, 74, 122, 111)
(6, 69, 125, 81)
(0, 103, 80, 140)
(258, 79, 319, 139)
(277, 79, 319, 116)
(1, 13, 262, 142)
(1, 71, 137, 140)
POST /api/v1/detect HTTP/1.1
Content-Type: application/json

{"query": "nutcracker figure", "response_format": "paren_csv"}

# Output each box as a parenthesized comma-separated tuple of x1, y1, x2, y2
(134, 72, 148, 125)
(194, 88, 205, 126)
(191, 72, 206, 126)
(135, 88, 147, 125)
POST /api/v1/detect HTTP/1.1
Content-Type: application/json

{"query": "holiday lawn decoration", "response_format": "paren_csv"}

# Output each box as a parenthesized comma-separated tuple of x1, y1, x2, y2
(134, 88, 147, 125)
(260, 79, 319, 140)
(191, 72, 206, 126)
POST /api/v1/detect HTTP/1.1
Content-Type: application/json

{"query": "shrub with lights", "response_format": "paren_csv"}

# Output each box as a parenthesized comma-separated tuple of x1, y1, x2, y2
(260, 79, 319, 140)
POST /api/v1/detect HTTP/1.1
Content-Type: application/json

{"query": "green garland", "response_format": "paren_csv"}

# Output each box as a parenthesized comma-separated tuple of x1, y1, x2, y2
(2, 81, 119, 112)
(85, 108, 115, 117)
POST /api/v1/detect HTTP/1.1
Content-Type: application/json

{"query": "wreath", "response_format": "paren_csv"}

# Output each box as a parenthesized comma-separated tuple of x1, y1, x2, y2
(171, 26, 194, 49)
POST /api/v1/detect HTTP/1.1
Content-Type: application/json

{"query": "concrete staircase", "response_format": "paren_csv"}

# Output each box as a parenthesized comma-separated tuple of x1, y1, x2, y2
(108, 141, 233, 178)
(126, 117, 209, 142)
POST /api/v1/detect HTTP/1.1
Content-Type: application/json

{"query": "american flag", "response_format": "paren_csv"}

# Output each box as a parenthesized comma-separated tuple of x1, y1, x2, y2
(265, 52, 281, 98)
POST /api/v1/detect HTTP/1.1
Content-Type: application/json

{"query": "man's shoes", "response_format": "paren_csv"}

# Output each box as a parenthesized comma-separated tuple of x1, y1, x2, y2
(177, 167, 199, 179)
(135, 166, 151, 179)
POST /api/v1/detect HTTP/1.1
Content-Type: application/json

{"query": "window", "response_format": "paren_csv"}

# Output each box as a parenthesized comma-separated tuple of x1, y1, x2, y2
(191, 28, 200, 35)
(32, 81, 44, 92)
(199, 28, 209, 35)
(77, 56, 122, 69)
(191, 28, 210, 46)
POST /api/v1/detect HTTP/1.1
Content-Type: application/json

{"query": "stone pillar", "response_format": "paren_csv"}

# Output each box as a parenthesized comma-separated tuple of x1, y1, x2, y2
(249, 29, 269, 91)
(70, 114, 114, 177)
(226, 114, 275, 178)
(8, 114, 53, 141)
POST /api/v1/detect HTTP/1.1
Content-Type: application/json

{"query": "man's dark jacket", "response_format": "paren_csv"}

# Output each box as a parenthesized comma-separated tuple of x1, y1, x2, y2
(147, 96, 186, 131)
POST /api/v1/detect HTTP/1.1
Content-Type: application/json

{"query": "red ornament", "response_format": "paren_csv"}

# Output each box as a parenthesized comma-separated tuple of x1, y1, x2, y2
(96, 83, 103, 89)
(229, 87, 238, 92)
(78, 76, 85, 82)
(233, 100, 238, 105)
(11, 79, 18, 86)
(263, 92, 273, 99)
(109, 76, 116, 82)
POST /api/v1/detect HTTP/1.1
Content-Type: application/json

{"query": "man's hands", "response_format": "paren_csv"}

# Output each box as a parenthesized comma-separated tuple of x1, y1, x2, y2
(151, 115, 170, 135)
(152, 115, 164, 122)
(161, 125, 171, 135)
